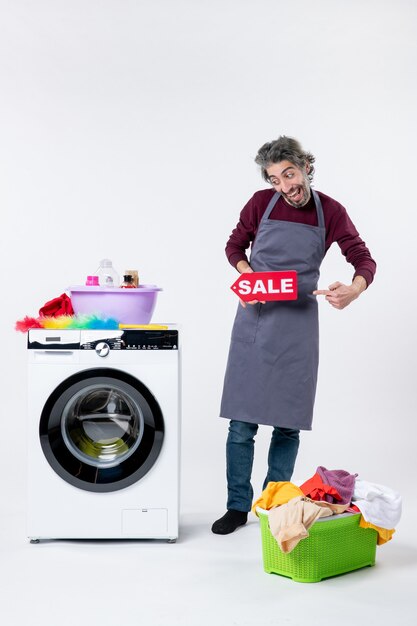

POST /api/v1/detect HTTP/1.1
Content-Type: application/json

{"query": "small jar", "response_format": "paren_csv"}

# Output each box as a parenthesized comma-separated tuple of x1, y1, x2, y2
(120, 274, 136, 288)
(124, 269, 139, 287)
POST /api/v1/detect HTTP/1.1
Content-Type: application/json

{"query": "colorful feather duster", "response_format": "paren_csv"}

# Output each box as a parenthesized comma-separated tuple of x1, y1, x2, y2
(15, 314, 120, 332)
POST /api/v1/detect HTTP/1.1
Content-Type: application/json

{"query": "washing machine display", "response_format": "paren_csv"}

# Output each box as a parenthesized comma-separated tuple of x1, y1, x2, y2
(27, 328, 180, 541)
(40, 369, 164, 492)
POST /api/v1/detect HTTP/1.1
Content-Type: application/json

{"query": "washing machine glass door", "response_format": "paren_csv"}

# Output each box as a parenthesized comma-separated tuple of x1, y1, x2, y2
(40, 369, 164, 492)
(61, 384, 144, 468)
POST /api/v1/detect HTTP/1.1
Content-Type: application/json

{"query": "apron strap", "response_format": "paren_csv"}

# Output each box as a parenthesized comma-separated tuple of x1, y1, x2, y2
(263, 192, 281, 220)
(312, 190, 325, 229)
(262, 190, 325, 230)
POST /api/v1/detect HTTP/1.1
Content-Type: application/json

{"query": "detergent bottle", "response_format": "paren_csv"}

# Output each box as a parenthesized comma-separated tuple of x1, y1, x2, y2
(96, 259, 120, 287)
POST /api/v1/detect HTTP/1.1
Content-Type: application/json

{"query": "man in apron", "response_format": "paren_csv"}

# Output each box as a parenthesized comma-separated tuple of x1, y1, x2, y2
(212, 136, 376, 534)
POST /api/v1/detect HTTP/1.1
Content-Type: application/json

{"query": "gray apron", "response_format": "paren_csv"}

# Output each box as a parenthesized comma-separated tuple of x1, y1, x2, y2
(220, 190, 326, 430)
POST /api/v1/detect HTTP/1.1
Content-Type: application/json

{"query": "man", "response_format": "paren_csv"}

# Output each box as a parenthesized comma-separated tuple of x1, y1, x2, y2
(212, 136, 376, 535)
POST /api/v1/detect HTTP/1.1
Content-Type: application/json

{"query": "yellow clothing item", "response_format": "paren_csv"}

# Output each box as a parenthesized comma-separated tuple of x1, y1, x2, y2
(359, 516, 395, 545)
(252, 482, 304, 514)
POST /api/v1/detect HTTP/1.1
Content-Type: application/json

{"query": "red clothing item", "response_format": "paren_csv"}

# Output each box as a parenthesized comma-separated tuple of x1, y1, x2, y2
(225, 188, 376, 287)
(39, 293, 74, 317)
(300, 473, 343, 504)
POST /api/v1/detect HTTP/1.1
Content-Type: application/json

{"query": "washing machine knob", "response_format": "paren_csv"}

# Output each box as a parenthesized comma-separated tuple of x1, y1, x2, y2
(95, 342, 110, 357)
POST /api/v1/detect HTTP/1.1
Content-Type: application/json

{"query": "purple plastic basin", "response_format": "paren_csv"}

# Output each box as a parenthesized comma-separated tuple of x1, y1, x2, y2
(69, 285, 162, 324)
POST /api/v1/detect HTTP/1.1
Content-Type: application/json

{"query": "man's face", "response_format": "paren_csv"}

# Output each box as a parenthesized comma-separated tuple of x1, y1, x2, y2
(266, 160, 311, 208)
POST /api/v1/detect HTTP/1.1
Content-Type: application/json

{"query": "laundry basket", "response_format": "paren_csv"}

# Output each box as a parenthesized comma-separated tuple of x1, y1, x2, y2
(257, 508, 377, 583)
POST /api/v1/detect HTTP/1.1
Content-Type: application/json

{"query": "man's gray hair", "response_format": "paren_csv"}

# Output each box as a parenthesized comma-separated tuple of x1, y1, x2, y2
(255, 136, 315, 182)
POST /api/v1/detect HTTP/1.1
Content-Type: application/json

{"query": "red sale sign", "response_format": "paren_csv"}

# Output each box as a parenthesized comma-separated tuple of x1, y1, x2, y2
(231, 271, 298, 302)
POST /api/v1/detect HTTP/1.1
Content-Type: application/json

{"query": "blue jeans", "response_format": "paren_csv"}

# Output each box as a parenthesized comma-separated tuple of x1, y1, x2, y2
(226, 420, 300, 512)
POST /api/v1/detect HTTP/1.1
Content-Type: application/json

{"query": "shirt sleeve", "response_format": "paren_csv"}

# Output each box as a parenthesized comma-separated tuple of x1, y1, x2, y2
(225, 194, 259, 269)
(327, 202, 377, 287)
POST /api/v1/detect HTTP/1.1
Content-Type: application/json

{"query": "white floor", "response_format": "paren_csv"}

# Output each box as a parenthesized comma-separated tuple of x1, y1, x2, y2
(1, 501, 416, 626)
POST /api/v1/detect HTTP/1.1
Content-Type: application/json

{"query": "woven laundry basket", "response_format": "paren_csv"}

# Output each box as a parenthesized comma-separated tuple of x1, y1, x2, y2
(257, 508, 377, 583)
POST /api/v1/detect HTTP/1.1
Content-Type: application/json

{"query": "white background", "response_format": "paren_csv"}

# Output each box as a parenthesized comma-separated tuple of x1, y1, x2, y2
(0, 1, 416, 622)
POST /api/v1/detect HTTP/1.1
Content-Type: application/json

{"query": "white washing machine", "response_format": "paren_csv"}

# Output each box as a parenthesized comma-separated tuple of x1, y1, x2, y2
(27, 326, 180, 542)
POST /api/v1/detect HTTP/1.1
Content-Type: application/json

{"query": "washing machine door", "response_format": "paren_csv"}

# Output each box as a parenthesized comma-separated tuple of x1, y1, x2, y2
(39, 368, 164, 492)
